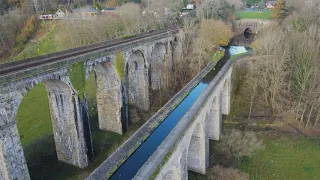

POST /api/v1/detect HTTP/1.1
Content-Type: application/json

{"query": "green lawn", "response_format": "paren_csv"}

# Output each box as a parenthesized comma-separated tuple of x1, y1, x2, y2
(236, 11, 273, 20)
(16, 83, 52, 146)
(239, 135, 320, 180)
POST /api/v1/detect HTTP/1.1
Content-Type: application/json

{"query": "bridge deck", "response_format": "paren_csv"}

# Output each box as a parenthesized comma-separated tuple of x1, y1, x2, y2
(0, 28, 179, 84)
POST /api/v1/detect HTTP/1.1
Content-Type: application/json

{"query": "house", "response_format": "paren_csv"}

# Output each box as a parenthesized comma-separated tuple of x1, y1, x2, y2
(55, 9, 65, 18)
(73, 6, 99, 17)
(186, 4, 194, 10)
(38, 9, 66, 20)
(266, 1, 276, 8)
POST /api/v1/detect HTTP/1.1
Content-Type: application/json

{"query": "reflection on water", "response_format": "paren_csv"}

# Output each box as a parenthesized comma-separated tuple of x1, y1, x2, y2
(109, 46, 250, 180)
(228, 46, 251, 56)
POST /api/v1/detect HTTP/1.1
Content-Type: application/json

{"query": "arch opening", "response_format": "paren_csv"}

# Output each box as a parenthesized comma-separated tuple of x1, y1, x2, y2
(187, 123, 206, 175)
(244, 27, 254, 39)
(126, 50, 149, 110)
(206, 96, 221, 141)
(16, 83, 55, 173)
(149, 43, 166, 90)
(16, 79, 89, 178)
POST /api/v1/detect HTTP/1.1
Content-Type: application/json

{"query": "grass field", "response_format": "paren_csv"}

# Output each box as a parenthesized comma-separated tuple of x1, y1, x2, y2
(16, 83, 52, 146)
(239, 134, 320, 180)
(236, 11, 273, 20)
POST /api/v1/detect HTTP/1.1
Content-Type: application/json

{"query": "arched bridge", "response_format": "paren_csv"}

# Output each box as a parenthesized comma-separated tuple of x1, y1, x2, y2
(233, 19, 276, 35)
(0, 26, 250, 180)
(0, 29, 181, 180)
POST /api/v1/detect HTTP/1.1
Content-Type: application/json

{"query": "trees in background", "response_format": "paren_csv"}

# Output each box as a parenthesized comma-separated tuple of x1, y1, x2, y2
(55, 2, 176, 50)
(197, 0, 235, 22)
(0, 9, 26, 58)
(272, 0, 289, 22)
(239, 1, 320, 127)
(93, 0, 102, 11)
(226, 0, 243, 9)
(246, 0, 261, 7)
(15, 15, 39, 51)
(106, 0, 117, 7)
(187, 19, 232, 73)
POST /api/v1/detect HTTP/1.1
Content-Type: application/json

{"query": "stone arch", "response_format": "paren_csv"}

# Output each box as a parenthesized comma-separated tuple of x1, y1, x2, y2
(149, 43, 166, 90)
(162, 166, 180, 180)
(187, 123, 206, 174)
(221, 79, 230, 115)
(206, 96, 221, 141)
(95, 62, 126, 134)
(244, 27, 253, 39)
(15, 78, 89, 169)
(126, 50, 149, 110)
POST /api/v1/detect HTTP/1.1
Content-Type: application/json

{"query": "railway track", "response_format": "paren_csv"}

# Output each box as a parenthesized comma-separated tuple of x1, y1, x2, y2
(0, 28, 179, 76)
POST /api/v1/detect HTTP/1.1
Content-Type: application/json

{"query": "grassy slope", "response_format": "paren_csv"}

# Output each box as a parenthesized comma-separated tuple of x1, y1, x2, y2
(236, 11, 273, 20)
(212, 51, 225, 62)
(16, 25, 57, 60)
(239, 135, 320, 180)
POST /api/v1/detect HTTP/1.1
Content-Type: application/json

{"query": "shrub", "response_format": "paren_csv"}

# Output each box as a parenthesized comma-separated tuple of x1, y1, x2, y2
(218, 129, 264, 159)
(15, 15, 38, 52)
(208, 165, 249, 180)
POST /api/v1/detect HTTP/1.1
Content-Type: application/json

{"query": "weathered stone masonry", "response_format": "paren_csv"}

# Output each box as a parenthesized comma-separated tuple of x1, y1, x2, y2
(0, 30, 178, 180)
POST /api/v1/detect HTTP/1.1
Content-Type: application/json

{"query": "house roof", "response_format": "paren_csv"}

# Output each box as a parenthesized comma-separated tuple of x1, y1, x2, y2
(73, 5, 99, 13)
(56, 9, 65, 14)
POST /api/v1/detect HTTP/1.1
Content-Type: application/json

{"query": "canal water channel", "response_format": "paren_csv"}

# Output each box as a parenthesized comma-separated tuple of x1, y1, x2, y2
(109, 45, 251, 180)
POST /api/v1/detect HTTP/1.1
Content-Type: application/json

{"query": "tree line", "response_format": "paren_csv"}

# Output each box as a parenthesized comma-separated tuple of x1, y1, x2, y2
(235, 0, 320, 128)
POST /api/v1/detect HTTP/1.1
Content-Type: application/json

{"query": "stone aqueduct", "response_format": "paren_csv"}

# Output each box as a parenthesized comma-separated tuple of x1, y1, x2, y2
(88, 53, 237, 180)
(0, 28, 238, 180)
(138, 60, 233, 180)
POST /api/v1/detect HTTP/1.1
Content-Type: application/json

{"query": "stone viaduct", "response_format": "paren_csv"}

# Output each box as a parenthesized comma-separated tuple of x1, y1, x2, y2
(0, 29, 181, 180)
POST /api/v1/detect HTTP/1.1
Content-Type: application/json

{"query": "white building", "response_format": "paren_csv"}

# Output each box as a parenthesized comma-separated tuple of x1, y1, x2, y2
(56, 9, 65, 18)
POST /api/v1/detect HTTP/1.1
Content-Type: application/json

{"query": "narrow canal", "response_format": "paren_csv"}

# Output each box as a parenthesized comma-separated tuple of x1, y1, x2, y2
(110, 46, 250, 180)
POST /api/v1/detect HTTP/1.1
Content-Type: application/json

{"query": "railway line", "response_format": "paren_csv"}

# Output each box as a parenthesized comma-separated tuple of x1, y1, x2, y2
(0, 28, 179, 76)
